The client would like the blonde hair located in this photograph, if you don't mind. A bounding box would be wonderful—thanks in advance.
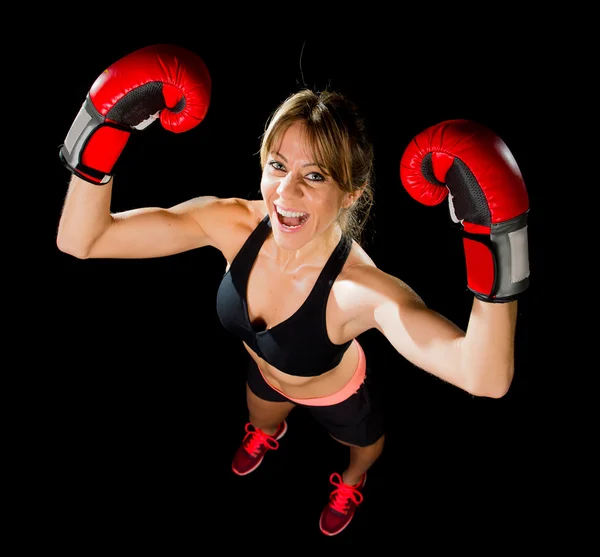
[259,88,375,244]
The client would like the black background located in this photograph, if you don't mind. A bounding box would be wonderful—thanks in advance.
[44,29,553,550]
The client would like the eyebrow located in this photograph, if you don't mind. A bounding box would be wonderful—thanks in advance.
[274,151,319,169]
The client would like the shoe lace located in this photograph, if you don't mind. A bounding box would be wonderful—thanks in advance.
[243,423,279,457]
[328,473,364,515]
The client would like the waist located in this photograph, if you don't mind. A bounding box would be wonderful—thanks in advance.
[253,340,366,406]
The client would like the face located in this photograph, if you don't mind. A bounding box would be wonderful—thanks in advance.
[261,121,354,252]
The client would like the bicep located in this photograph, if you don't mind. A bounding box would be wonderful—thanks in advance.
[89,196,220,259]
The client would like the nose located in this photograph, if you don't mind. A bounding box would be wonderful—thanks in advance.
[276,171,302,199]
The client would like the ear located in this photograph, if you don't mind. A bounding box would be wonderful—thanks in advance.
[342,187,364,209]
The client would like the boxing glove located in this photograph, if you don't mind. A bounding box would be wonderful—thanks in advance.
[59,44,212,185]
[400,119,530,303]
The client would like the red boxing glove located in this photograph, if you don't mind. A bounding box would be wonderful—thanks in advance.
[59,44,212,185]
[400,119,530,302]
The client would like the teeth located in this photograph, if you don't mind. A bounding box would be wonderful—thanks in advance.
[276,206,307,218]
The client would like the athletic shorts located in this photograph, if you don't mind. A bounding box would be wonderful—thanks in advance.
[246,341,384,447]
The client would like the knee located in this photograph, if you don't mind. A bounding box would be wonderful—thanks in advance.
[371,434,385,453]
[331,433,385,452]
[362,434,385,457]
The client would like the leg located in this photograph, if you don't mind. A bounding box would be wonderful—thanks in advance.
[246,384,295,436]
[311,374,386,536]
[309,372,386,485]
[231,360,295,476]
[331,433,385,487]
[319,428,385,537]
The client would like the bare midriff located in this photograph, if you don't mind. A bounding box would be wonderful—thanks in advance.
[244,339,366,406]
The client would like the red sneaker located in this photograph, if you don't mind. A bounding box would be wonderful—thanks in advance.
[319,472,366,536]
[231,421,287,476]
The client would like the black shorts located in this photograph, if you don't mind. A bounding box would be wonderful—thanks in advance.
[246,359,385,447]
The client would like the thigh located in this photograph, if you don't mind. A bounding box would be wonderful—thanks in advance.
[246,358,295,422]
[246,385,295,424]
[306,374,385,447]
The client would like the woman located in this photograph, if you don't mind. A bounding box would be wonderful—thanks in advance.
[57,44,528,537]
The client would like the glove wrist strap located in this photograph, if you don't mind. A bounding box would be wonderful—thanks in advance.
[59,95,130,185]
[463,212,530,302]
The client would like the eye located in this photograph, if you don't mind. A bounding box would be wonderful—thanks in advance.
[268,160,285,172]
[306,172,325,183]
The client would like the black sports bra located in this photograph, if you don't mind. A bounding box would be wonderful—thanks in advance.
[215,215,353,377]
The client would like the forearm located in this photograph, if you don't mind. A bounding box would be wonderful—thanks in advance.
[461,298,519,398]
[56,175,114,258]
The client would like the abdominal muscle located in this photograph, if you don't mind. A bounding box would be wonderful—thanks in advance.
[243,340,360,400]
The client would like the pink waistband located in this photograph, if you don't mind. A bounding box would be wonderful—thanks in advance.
[257,339,366,406]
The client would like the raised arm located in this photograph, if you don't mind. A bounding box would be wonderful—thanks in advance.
[361,272,519,398]
[56,44,214,259]
[356,119,529,398]
[57,176,221,259]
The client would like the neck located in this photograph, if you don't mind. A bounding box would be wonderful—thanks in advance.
[273,224,342,273]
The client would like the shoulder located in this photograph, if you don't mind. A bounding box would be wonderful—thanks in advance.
[336,242,425,316]
[330,242,425,337]
[183,197,267,262]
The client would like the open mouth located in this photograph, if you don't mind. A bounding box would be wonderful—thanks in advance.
[275,206,310,229]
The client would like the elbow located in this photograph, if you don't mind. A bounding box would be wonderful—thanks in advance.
[482,382,512,399]
[56,235,91,259]
[464,366,514,399]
